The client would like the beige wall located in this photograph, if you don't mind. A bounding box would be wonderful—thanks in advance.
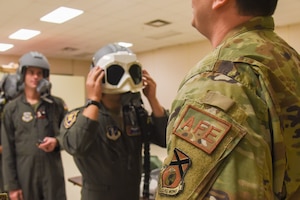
[0,55,91,76]
[138,40,212,111]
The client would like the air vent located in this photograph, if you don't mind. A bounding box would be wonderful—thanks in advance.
[145,19,171,27]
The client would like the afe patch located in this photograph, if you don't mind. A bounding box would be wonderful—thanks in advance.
[159,148,191,196]
[64,110,79,129]
[173,105,231,154]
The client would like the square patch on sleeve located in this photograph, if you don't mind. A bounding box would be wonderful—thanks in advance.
[173,105,231,154]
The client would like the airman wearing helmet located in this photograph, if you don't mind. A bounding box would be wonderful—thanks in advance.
[1,51,67,200]
[58,43,168,200]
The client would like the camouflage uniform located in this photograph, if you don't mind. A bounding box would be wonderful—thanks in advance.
[58,94,168,200]
[1,94,67,200]
[156,16,300,200]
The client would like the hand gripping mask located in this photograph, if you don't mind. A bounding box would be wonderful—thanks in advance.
[96,51,143,94]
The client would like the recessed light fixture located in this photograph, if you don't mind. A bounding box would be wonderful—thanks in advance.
[0,43,14,51]
[118,42,133,48]
[9,29,41,40]
[40,6,84,24]
[145,19,171,27]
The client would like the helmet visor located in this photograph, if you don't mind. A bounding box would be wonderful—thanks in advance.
[97,53,143,94]
[103,62,142,86]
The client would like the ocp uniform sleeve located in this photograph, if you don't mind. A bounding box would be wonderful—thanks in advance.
[157,61,275,200]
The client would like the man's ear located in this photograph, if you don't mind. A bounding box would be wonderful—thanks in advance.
[212,0,228,10]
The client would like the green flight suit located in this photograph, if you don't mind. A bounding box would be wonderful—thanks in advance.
[157,16,300,200]
[0,126,3,193]
[58,94,168,200]
[1,94,67,200]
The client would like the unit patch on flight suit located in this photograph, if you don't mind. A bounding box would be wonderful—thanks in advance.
[22,112,33,122]
[106,125,121,140]
[173,105,231,154]
[0,192,8,200]
[36,110,46,119]
[159,148,191,196]
[64,110,79,129]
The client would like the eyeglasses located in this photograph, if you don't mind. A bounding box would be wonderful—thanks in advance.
[103,62,142,86]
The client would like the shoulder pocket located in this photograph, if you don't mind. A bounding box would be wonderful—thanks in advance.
[159,99,247,198]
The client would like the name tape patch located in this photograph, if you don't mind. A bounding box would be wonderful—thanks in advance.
[173,105,231,154]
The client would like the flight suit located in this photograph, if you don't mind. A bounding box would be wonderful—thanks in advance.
[0,126,3,193]
[1,94,67,200]
[58,94,168,200]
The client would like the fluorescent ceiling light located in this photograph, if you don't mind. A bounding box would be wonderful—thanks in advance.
[40,6,83,24]
[9,29,41,40]
[118,42,133,48]
[0,43,14,51]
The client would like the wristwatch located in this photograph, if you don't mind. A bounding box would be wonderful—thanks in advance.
[85,99,101,109]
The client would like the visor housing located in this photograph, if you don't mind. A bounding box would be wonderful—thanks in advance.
[96,51,143,94]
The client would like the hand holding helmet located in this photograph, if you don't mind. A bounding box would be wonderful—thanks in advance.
[141,69,158,102]
[89,43,164,119]
[91,43,143,95]
[85,66,104,102]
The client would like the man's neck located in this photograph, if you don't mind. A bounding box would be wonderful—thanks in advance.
[102,95,122,114]
[210,15,253,48]
[25,88,40,105]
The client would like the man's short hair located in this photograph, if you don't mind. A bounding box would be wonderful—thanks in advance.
[236,0,278,16]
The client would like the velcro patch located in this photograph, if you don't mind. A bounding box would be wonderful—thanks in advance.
[106,126,121,140]
[0,193,8,200]
[22,112,33,122]
[173,105,231,154]
[63,110,79,129]
[159,148,191,196]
